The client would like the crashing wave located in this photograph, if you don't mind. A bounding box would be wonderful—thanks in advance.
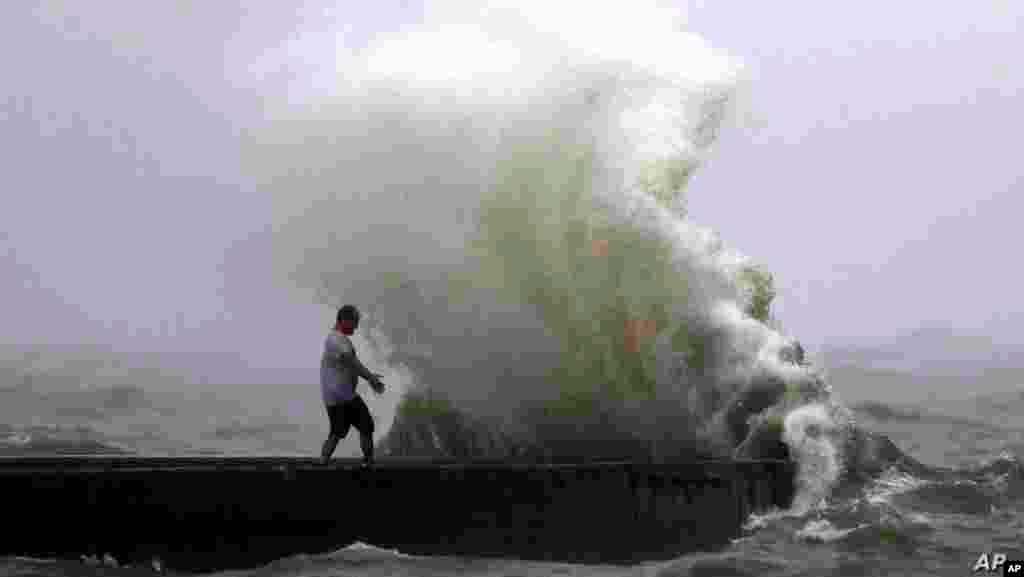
[244,0,877,511]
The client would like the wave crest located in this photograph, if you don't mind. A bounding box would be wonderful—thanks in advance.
[247,0,846,509]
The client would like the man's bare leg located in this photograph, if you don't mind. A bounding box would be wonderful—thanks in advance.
[321,435,341,465]
[359,432,374,466]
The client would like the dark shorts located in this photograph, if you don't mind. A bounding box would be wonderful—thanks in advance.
[326,395,374,438]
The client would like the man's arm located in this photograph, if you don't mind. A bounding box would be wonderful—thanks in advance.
[349,352,385,393]
[346,349,375,383]
[332,337,384,391]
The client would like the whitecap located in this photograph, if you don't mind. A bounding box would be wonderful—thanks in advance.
[795,519,868,543]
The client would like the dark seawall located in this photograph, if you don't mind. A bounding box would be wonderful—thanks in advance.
[1,457,796,572]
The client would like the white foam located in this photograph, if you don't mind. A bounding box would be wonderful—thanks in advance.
[865,468,928,505]
[335,541,416,559]
[782,403,848,514]
[795,519,867,543]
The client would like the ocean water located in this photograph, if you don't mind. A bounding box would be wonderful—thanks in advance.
[3,392,1023,577]
[4,2,1018,576]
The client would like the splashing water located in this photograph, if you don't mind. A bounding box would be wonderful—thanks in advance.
[782,403,850,514]
[241,0,843,489]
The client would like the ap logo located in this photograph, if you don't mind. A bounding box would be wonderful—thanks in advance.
[971,552,1023,575]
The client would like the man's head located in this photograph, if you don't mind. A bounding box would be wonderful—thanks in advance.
[336,305,361,335]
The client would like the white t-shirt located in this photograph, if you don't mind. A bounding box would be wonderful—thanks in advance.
[320,330,358,405]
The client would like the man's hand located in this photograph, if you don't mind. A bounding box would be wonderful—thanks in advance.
[370,373,386,395]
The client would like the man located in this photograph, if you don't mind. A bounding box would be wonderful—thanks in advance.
[320,305,386,466]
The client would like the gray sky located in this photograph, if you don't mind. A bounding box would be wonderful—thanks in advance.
[2,0,1021,376]
[679,0,1023,346]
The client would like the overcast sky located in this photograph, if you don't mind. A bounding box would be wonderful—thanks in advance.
[2,1,1021,375]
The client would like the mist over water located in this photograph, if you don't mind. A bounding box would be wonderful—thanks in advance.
[242,0,846,490]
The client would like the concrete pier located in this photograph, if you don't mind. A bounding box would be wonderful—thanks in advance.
[1,456,796,572]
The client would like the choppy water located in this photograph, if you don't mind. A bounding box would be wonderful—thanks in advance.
[4,2,1018,575]
[3,392,1023,577]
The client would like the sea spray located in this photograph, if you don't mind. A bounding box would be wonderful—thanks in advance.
[782,403,850,514]
[242,0,840,471]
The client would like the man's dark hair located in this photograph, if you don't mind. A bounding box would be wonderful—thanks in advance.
[337,305,361,324]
